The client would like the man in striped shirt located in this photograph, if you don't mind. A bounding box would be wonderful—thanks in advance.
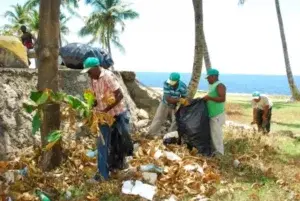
[81,57,132,181]
[148,72,188,135]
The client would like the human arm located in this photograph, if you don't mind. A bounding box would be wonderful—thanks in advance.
[102,88,123,113]
[163,82,180,104]
[251,108,257,124]
[203,84,226,102]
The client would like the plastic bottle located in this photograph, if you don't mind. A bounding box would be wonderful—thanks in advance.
[140,164,163,173]
[86,150,97,158]
[35,189,51,201]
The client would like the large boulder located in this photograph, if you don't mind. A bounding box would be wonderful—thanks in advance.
[121,71,161,117]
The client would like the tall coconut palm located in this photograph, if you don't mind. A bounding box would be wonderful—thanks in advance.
[203,31,211,70]
[3,4,30,34]
[188,0,204,98]
[239,0,300,100]
[25,0,79,15]
[79,0,139,57]
[26,10,70,45]
[25,0,78,47]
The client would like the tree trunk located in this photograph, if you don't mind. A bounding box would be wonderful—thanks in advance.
[36,0,62,171]
[188,0,204,99]
[275,0,300,100]
[203,30,211,71]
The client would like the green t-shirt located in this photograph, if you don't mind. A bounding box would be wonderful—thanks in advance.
[207,81,225,117]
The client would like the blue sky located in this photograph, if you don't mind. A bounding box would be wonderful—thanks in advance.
[1,0,300,75]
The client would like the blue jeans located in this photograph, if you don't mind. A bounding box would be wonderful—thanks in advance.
[96,111,130,180]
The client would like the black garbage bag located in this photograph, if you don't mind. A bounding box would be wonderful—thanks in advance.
[59,43,114,69]
[175,98,212,156]
[108,116,133,170]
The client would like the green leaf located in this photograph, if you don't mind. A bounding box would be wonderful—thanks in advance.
[65,95,85,109]
[30,91,43,102]
[32,112,41,135]
[30,91,49,105]
[36,92,49,105]
[83,91,95,108]
[47,130,62,143]
[23,103,37,114]
[50,91,66,102]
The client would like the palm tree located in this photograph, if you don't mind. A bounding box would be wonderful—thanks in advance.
[203,31,211,70]
[79,0,139,57]
[25,0,78,47]
[239,0,300,100]
[37,0,62,171]
[26,10,70,45]
[187,0,204,98]
[25,0,79,14]
[3,4,30,34]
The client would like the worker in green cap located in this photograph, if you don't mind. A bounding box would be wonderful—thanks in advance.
[81,57,133,181]
[202,68,226,156]
[251,91,273,133]
[148,72,188,135]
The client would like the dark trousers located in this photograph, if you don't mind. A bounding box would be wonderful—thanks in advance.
[256,108,272,133]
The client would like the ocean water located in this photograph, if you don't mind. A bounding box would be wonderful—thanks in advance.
[135,72,300,95]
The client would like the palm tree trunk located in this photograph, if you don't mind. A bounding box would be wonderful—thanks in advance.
[203,30,211,71]
[275,0,300,100]
[188,0,204,99]
[36,0,62,171]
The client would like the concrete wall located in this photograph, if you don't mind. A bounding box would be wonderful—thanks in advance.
[0,68,160,159]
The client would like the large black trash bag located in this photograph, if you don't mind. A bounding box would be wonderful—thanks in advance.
[59,43,114,69]
[175,98,212,156]
[108,115,133,170]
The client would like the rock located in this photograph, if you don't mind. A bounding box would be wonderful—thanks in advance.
[138,109,149,119]
[0,68,160,156]
[142,172,158,185]
[134,119,149,129]
[120,71,160,117]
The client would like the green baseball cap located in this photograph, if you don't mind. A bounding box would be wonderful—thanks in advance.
[81,57,100,73]
[206,68,219,78]
[252,91,260,100]
[167,72,180,85]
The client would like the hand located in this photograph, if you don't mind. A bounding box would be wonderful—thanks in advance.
[179,98,189,106]
[202,95,210,101]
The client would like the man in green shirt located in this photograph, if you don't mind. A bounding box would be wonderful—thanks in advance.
[202,69,226,155]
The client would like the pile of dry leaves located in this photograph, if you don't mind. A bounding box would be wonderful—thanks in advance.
[0,136,221,200]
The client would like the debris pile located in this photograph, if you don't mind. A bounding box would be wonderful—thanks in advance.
[1,136,221,200]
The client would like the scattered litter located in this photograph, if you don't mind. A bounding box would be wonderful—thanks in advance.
[154,150,163,159]
[142,172,158,184]
[184,164,204,175]
[163,131,179,145]
[164,151,181,161]
[190,195,209,201]
[233,159,240,168]
[122,180,156,200]
[17,166,28,176]
[164,194,178,201]
[86,150,97,158]
[140,164,163,174]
